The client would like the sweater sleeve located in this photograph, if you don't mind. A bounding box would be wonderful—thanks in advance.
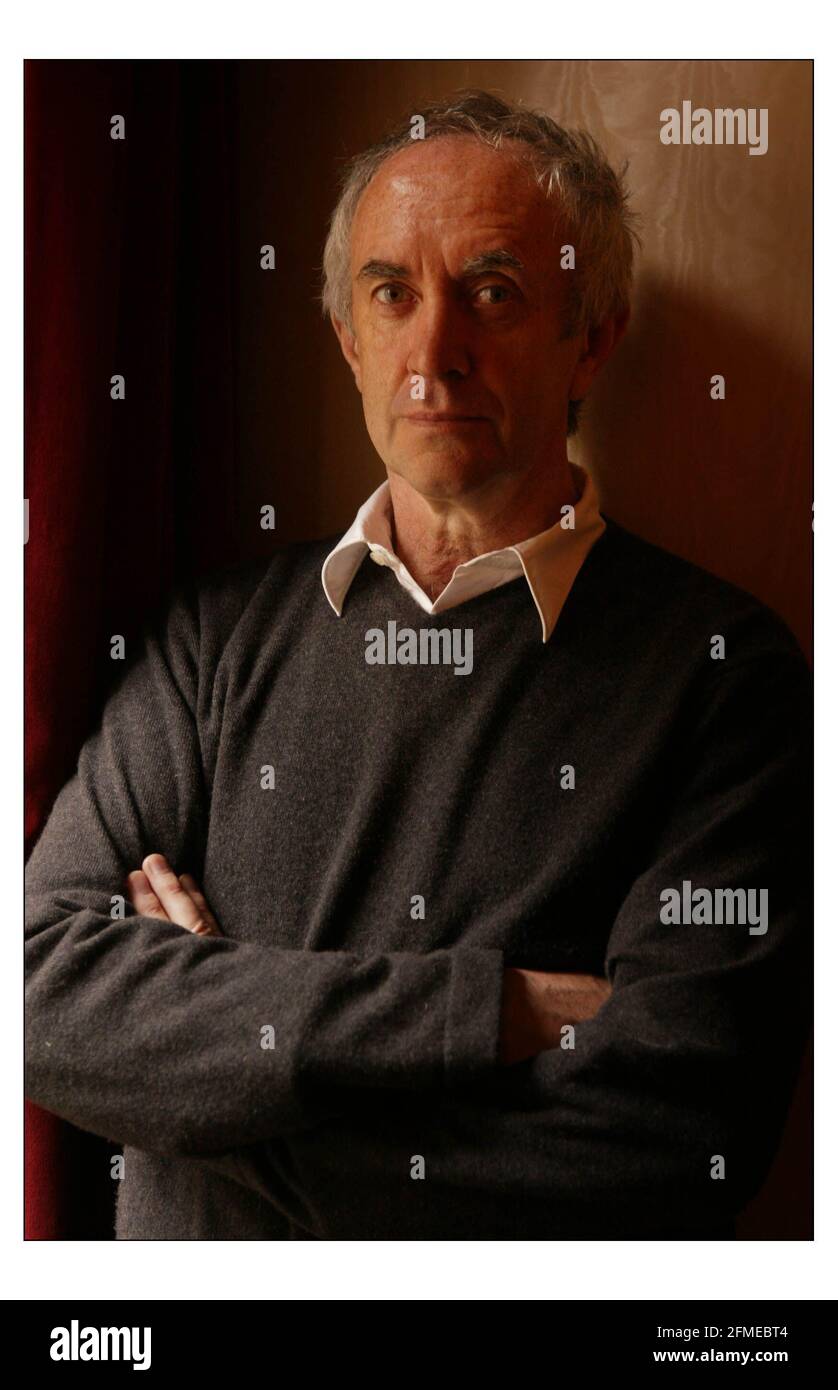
[216,612,811,1238]
[25,581,505,1160]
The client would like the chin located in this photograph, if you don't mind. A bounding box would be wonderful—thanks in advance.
[390,448,502,500]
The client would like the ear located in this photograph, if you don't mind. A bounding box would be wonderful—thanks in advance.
[331,312,363,393]
[568,309,630,401]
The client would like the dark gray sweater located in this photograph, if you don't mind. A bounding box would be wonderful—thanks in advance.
[25,520,812,1239]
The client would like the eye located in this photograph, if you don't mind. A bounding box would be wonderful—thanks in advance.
[474,283,513,305]
[373,283,410,305]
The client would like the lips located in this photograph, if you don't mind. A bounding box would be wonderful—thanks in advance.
[404,413,487,423]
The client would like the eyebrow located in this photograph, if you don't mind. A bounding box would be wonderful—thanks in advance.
[356,249,525,283]
[357,259,409,282]
[460,250,525,277]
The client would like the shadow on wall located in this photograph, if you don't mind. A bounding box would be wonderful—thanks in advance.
[581,268,812,660]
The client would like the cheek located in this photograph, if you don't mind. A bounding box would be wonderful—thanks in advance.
[357,341,407,409]
[494,333,573,395]
[478,356,528,416]
[358,376,394,449]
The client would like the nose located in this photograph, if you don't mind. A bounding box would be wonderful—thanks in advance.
[406,295,472,384]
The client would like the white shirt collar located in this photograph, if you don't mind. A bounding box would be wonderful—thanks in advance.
[321,462,606,643]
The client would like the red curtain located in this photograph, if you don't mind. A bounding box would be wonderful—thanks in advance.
[25,60,240,1238]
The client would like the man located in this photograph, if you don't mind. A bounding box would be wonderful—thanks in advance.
[26,90,811,1240]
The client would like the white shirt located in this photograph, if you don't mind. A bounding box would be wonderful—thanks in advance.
[321,461,606,643]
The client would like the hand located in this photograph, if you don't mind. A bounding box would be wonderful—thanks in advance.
[126,854,223,937]
[499,968,612,1065]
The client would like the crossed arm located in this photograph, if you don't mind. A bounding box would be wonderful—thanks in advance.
[25,583,812,1234]
[127,853,614,1067]
[25,589,614,1159]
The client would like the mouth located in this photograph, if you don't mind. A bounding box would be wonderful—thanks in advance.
[403,414,488,426]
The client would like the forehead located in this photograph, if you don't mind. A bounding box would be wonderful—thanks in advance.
[351,135,556,260]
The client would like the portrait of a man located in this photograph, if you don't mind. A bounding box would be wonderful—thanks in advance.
[25,70,812,1243]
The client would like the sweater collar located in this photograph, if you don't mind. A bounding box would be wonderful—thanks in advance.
[321,462,606,643]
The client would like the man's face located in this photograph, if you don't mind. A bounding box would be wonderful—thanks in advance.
[334,134,585,502]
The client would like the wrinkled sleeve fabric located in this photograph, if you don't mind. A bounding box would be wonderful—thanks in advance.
[25,579,504,1163]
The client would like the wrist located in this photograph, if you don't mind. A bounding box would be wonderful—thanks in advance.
[499,967,543,1064]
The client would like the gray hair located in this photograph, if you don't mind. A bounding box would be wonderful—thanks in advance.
[320,89,641,434]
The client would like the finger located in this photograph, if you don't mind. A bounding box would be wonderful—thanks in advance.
[142,854,205,933]
[126,870,169,921]
[178,874,222,937]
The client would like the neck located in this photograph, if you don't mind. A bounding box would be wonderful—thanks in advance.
[387,458,580,600]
